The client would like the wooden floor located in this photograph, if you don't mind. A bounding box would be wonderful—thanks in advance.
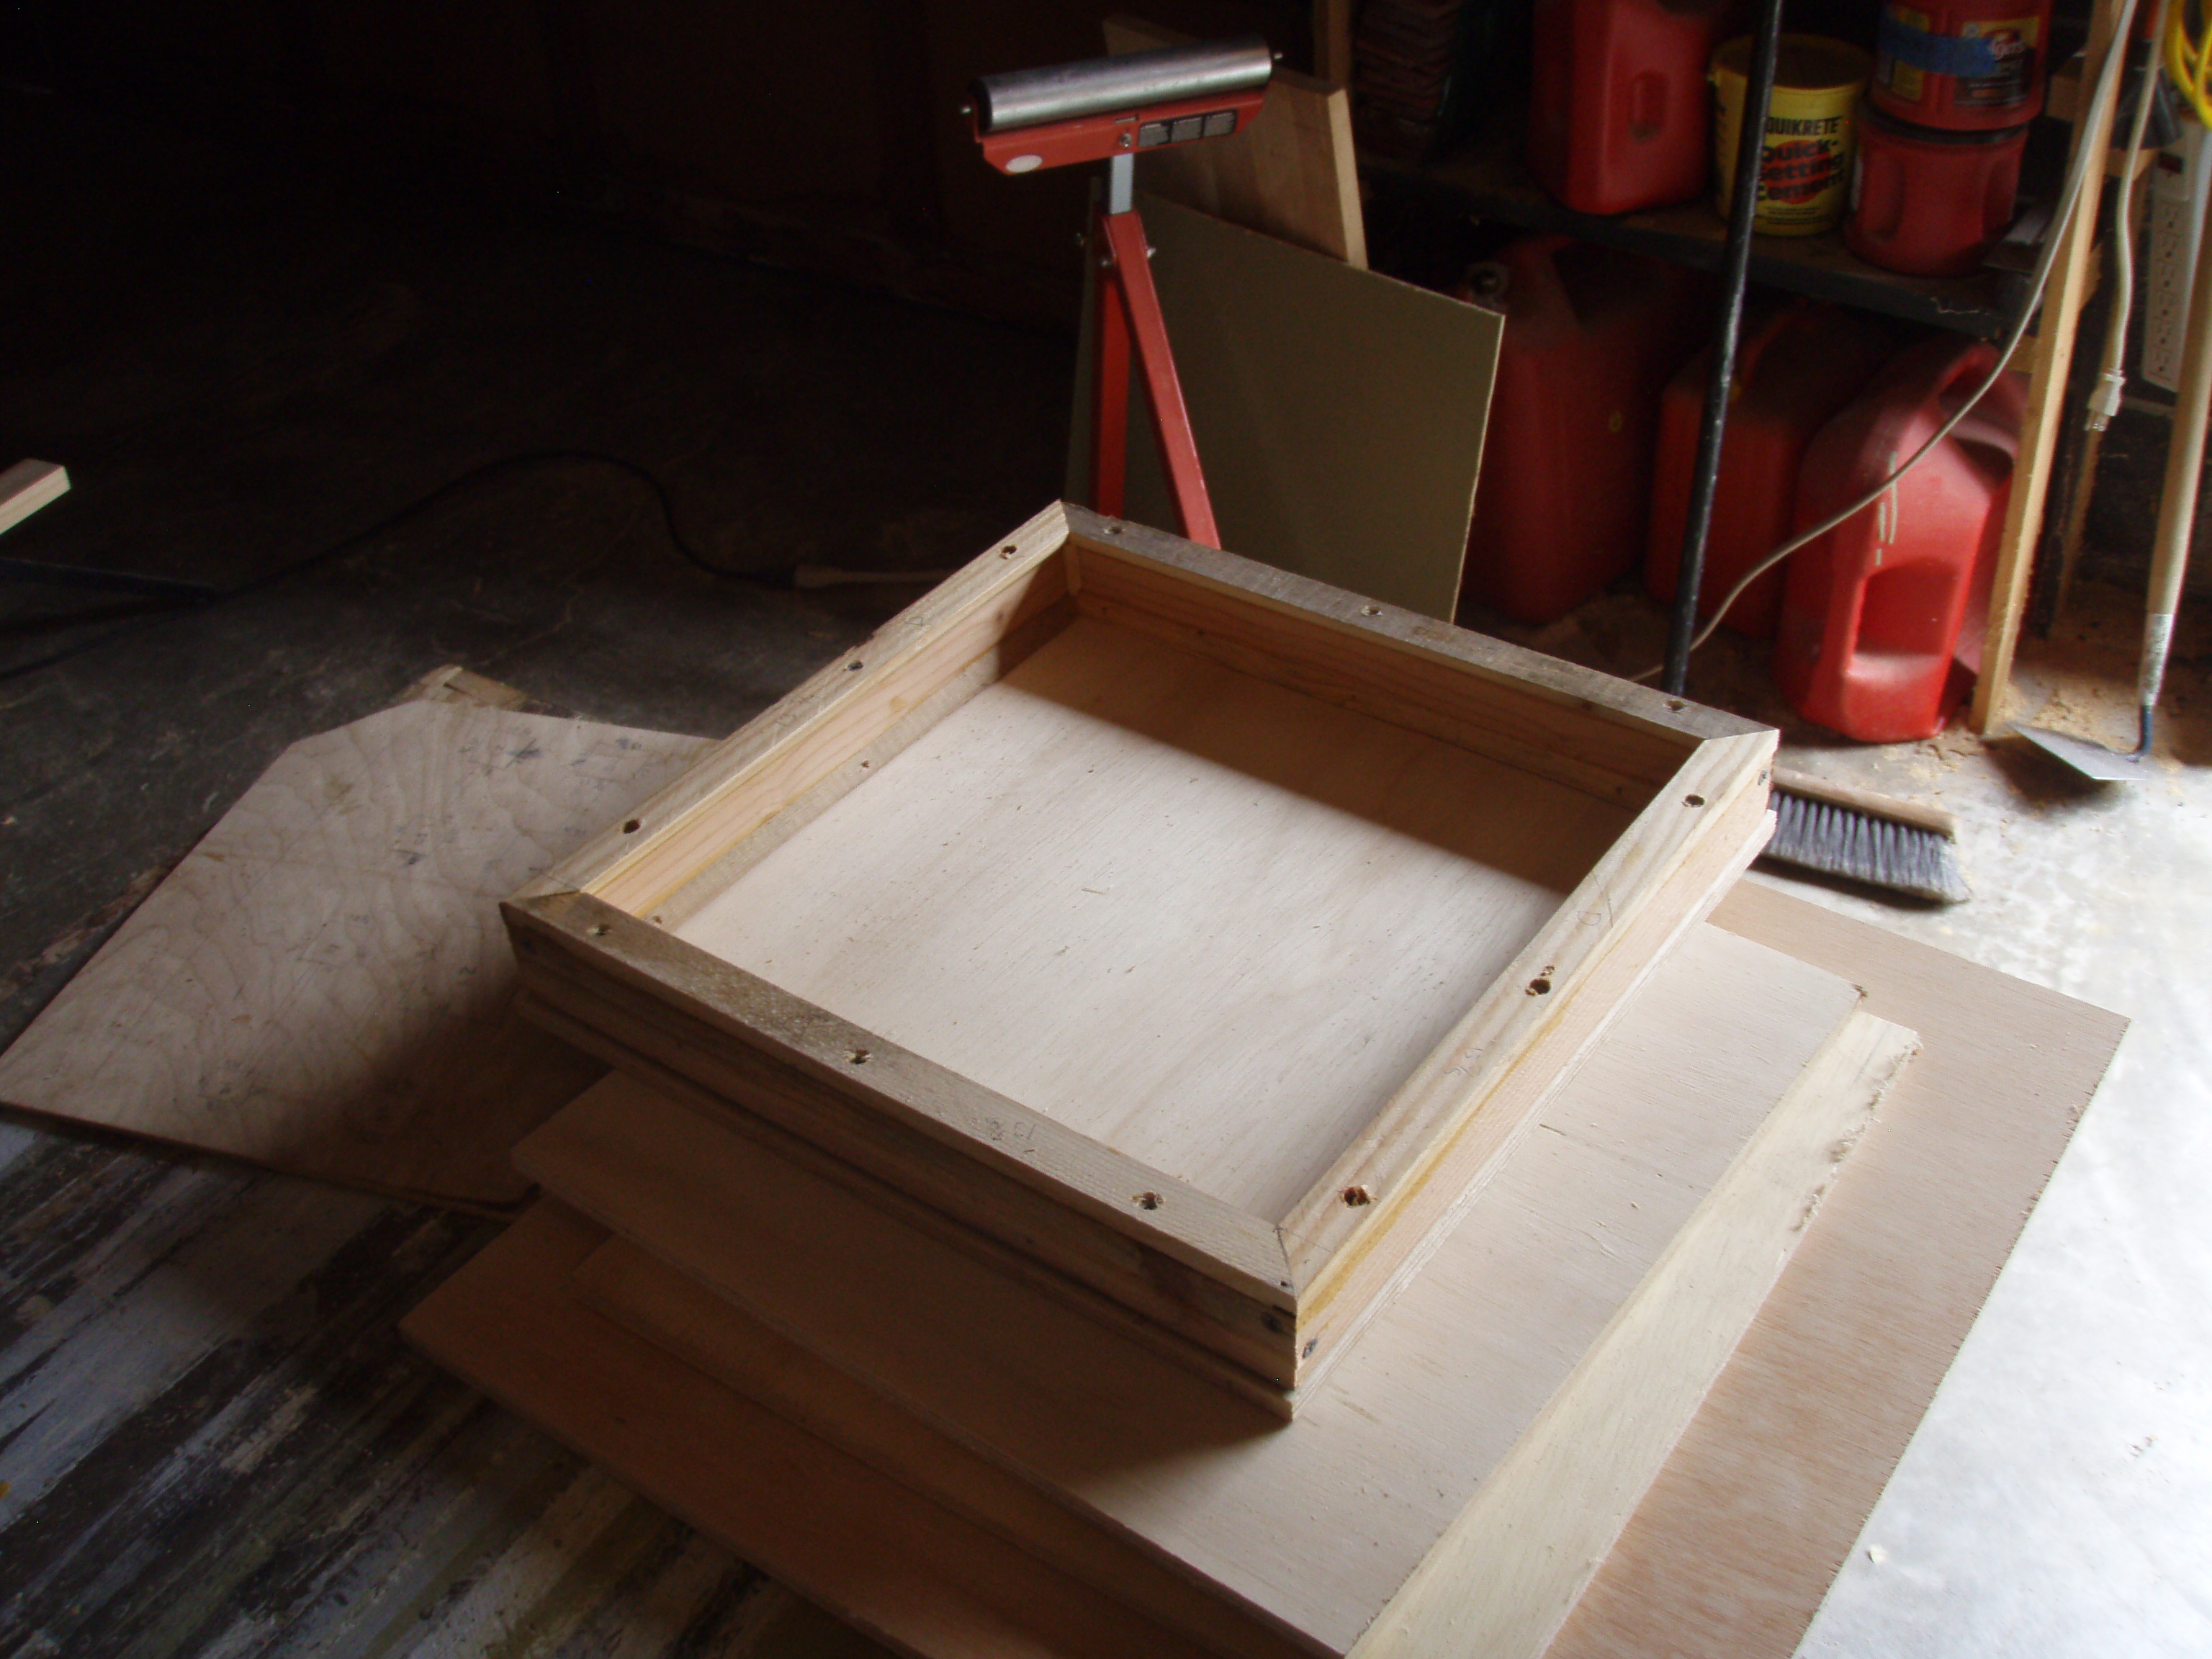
[0,95,1056,1656]
[0,1113,901,1657]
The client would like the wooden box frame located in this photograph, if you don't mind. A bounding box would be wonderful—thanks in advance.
[504,503,1776,1398]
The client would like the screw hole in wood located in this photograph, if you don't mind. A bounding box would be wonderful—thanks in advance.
[1683,793,1705,807]
[1135,1191,1162,1210]
[1527,976,1552,995]
[848,1048,871,1065]
[621,819,641,834]
[1341,1184,1372,1206]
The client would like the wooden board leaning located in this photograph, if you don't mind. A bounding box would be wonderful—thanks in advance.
[1104,14,1367,268]
[500,503,1778,1395]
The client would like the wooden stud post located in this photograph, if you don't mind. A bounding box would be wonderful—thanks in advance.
[1970,0,2127,731]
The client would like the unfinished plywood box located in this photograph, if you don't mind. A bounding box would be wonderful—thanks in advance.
[502,502,1778,1397]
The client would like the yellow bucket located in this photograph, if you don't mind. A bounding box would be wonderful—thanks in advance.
[1711,35,1874,235]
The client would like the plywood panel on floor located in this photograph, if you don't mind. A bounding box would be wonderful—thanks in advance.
[516,923,1889,1655]
[1545,882,2131,1658]
[0,697,709,1207]
[459,889,2123,1659]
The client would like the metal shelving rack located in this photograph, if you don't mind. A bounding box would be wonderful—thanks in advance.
[1323,0,2131,730]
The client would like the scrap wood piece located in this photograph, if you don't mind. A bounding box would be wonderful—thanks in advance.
[403,1200,1224,1659]
[0,461,69,536]
[1105,15,1367,267]
[0,684,709,1209]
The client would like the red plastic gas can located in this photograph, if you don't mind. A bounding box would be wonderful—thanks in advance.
[1460,235,1717,624]
[1775,336,2026,741]
[1847,107,2028,276]
[1871,0,2051,130]
[1528,0,1745,215]
[1646,299,1895,637]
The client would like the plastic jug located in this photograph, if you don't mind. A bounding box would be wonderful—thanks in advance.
[1460,235,1716,625]
[1870,0,2051,131]
[1647,298,1895,638]
[1528,0,1745,215]
[1847,107,2028,277]
[1774,336,2026,740]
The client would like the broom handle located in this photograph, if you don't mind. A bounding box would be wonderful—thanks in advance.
[1769,766,1959,839]
[1662,0,1788,695]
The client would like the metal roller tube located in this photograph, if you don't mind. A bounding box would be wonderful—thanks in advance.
[971,37,1272,134]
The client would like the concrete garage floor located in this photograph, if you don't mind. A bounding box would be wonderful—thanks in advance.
[1503,583,2212,1655]
[3,89,2208,1656]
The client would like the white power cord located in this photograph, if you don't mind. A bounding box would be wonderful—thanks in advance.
[2092,0,2174,428]
[1635,0,2142,681]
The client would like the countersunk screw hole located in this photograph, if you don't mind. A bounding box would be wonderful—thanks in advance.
[848,1048,871,1065]
[1135,1191,1162,1210]
[1102,523,1123,535]
[588,923,610,937]
[1666,698,1686,711]
[1683,793,1705,807]
[1302,1339,1318,1358]
[1001,544,1018,555]
[621,819,641,834]
[1342,1184,1372,1206]
[847,661,863,672]
[1361,604,1380,616]
[1527,976,1552,995]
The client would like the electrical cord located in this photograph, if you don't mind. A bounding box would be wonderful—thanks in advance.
[0,449,754,686]
[2092,0,2177,430]
[2167,0,2212,125]
[1632,0,2142,682]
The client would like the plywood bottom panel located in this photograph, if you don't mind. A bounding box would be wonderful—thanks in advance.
[674,616,1633,1215]
[402,1202,1218,1659]
[517,923,1879,1655]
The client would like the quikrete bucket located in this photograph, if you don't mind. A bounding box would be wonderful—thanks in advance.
[1871,0,2051,131]
[1712,35,1873,235]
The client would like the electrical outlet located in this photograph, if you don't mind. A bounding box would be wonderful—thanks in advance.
[2142,123,2208,394]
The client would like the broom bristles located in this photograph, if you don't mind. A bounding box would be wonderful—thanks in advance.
[1763,787,1970,904]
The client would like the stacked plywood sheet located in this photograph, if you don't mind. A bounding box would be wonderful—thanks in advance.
[400,508,2124,1658]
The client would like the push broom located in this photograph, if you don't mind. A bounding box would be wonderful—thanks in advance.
[1653,0,1964,904]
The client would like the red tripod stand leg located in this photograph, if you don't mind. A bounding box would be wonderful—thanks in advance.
[1090,222,1131,518]
[1097,207,1220,549]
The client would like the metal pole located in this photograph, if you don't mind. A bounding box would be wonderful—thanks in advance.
[1662,0,1787,696]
